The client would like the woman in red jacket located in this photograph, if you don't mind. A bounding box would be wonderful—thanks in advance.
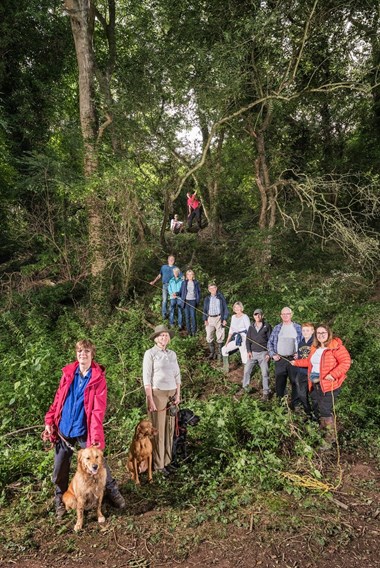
[291,325,351,446]
[44,339,125,518]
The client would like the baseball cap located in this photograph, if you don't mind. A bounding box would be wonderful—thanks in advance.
[253,309,263,315]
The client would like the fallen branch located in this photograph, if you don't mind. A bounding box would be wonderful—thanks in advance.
[2,425,44,437]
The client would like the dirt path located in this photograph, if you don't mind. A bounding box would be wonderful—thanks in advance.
[1,454,378,568]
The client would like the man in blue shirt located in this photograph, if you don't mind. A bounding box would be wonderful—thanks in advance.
[150,255,181,319]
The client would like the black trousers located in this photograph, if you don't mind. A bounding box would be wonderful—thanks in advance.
[274,357,294,398]
[52,436,116,500]
[188,207,201,229]
[310,384,341,419]
[291,370,311,414]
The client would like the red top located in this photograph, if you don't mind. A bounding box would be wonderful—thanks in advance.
[293,337,351,393]
[187,193,200,209]
[45,360,107,449]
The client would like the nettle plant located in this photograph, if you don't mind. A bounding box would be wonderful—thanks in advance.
[168,395,320,517]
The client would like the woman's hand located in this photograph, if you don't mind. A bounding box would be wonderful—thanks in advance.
[325,373,335,381]
[147,398,157,412]
[290,360,296,366]
[45,424,53,435]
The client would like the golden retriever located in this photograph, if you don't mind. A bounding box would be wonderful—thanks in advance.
[126,420,158,485]
[63,446,106,532]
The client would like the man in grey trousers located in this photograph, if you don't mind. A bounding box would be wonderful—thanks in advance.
[242,309,272,401]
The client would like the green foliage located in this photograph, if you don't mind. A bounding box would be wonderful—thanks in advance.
[0,0,379,551]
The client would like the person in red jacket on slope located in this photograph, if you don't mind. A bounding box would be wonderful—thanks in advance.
[291,324,351,448]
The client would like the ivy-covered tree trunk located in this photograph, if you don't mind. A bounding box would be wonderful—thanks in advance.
[64,0,109,314]
[248,103,275,229]
[199,118,223,235]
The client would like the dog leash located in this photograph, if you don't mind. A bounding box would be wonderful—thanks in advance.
[58,431,76,452]
[40,429,55,451]
[41,428,77,452]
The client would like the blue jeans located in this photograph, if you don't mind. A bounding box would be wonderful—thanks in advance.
[162,283,169,318]
[169,298,183,327]
[184,300,197,335]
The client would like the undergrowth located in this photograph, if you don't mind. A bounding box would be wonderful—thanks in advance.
[0,230,379,545]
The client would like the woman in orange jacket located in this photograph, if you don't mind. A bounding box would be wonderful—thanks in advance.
[291,324,351,445]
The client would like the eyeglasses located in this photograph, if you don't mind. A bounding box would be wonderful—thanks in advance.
[316,332,328,336]
[281,313,292,316]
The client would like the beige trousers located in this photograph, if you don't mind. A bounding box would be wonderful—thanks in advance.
[206,315,225,343]
[148,388,176,470]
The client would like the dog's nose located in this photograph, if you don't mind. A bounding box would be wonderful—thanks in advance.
[92,464,98,471]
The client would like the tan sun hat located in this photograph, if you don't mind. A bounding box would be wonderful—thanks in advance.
[149,324,175,340]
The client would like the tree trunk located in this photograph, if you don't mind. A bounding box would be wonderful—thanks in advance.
[64,0,109,313]
[199,117,224,235]
[249,103,275,228]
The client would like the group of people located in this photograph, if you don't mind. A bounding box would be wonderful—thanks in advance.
[43,255,351,519]
[149,255,352,453]
[169,191,202,234]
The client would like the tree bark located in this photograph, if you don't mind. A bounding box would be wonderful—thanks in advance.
[64,0,108,311]
[199,116,224,235]
[248,102,274,228]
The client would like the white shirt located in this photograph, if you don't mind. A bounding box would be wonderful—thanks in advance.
[230,314,250,334]
[311,347,326,374]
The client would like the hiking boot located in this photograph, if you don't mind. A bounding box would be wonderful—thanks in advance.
[55,499,66,520]
[262,392,269,402]
[234,387,248,399]
[207,342,216,360]
[319,417,335,451]
[156,467,171,477]
[107,487,126,509]
[217,343,224,363]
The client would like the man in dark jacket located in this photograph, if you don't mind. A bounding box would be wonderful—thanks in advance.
[203,283,229,361]
[243,309,272,400]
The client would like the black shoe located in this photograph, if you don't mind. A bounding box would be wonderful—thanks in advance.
[107,487,126,509]
[157,467,171,477]
[55,499,66,520]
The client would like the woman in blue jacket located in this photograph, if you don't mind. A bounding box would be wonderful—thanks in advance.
[179,270,201,336]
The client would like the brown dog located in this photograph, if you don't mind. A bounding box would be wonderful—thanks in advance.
[126,420,158,485]
[63,446,106,532]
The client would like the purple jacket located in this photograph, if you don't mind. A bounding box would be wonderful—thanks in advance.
[45,360,107,449]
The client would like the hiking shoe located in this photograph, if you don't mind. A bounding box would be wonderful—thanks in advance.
[157,467,171,477]
[107,488,126,509]
[262,393,269,402]
[55,500,66,520]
